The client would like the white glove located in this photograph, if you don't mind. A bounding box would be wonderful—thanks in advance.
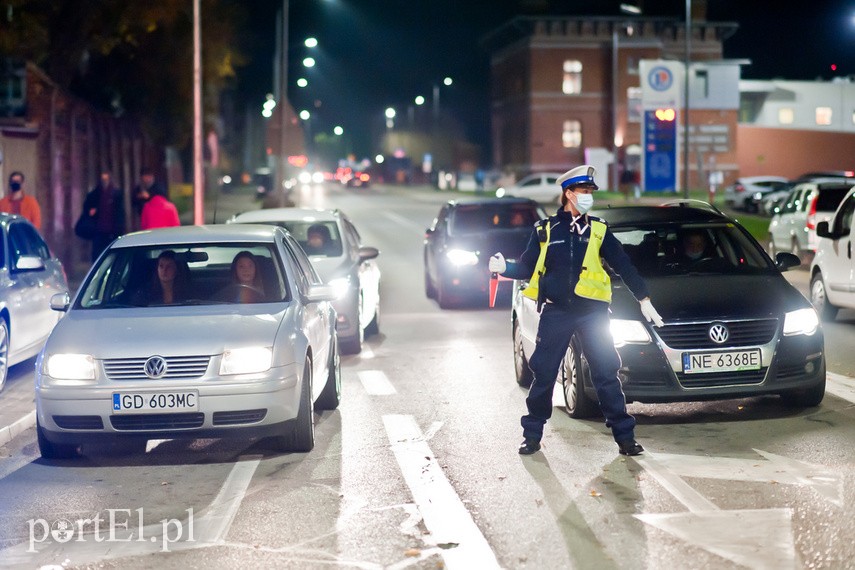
[640,298,664,327]
[488,252,506,274]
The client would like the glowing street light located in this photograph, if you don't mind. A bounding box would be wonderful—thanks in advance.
[333,125,344,135]
[297,77,308,87]
[385,107,396,119]
[375,154,385,164]
[442,76,453,86]
[300,110,311,120]
[415,95,425,105]
[303,57,315,68]
[304,37,318,48]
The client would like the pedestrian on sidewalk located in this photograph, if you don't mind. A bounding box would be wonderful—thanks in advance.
[140,192,180,230]
[76,171,126,262]
[0,171,42,230]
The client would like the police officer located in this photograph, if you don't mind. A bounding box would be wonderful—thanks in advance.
[489,165,664,456]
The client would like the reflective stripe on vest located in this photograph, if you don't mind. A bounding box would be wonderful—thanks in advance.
[522,219,611,304]
[521,222,550,301]
[574,220,611,303]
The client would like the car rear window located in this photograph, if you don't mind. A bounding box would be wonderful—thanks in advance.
[815,186,852,211]
[450,204,542,234]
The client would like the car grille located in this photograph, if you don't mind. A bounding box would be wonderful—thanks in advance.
[212,409,267,426]
[656,319,778,349]
[53,415,104,430]
[677,368,767,388]
[103,356,211,380]
[110,413,205,431]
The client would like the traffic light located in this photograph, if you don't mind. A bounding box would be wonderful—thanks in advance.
[654,108,676,122]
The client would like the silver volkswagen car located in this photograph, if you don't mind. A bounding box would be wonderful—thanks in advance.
[35,224,340,459]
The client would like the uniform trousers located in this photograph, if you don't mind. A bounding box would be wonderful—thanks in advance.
[522,302,636,443]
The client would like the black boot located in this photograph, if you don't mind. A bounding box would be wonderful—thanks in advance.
[617,439,644,456]
[518,438,541,455]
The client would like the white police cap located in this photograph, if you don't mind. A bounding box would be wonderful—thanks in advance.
[558,165,599,190]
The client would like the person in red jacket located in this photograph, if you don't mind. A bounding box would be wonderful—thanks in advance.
[140,193,180,230]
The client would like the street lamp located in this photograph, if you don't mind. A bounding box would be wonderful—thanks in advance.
[683,0,691,198]
[432,76,452,120]
[385,107,396,129]
[612,4,641,194]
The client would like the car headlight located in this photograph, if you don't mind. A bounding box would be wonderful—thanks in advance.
[220,347,273,375]
[610,319,652,347]
[327,277,351,299]
[496,187,506,198]
[46,354,96,380]
[783,308,819,336]
[446,249,479,266]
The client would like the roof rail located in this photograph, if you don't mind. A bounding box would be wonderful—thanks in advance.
[658,199,724,216]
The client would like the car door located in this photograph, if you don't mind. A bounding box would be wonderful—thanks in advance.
[343,218,379,329]
[4,221,52,353]
[823,193,855,307]
[282,233,331,397]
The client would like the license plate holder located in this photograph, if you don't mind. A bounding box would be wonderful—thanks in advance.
[112,391,199,414]
[682,349,761,374]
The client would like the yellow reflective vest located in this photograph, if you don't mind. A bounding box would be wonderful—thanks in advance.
[521,219,612,304]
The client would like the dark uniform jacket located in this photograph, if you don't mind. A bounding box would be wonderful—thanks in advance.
[503,208,650,311]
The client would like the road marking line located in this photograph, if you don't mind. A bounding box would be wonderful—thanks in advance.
[383,414,500,569]
[358,370,396,395]
[193,458,261,544]
[826,372,855,404]
[635,452,719,513]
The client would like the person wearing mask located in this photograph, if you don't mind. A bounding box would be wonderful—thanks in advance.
[0,172,42,230]
[677,229,712,263]
[488,165,665,457]
[78,171,126,262]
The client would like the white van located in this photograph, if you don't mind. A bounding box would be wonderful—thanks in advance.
[810,186,855,319]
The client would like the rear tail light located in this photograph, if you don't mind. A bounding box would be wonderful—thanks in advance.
[735,183,745,193]
[806,195,818,230]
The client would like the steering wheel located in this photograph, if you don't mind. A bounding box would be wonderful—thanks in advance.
[231,283,265,302]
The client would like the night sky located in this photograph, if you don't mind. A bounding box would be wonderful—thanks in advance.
[232,0,855,160]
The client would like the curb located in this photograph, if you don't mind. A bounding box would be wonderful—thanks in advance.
[0,410,36,447]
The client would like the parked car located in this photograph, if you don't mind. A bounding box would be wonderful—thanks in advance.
[497,172,564,204]
[35,224,340,459]
[230,207,381,354]
[424,197,547,308]
[767,179,854,260]
[810,186,855,320]
[0,214,69,391]
[512,203,825,417]
[722,176,789,213]
[762,172,855,216]
[760,187,793,216]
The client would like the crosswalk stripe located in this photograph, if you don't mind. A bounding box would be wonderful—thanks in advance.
[358,370,397,395]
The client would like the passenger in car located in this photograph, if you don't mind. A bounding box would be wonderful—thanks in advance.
[141,250,190,305]
[213,251,266,303]
[304,224,332,256]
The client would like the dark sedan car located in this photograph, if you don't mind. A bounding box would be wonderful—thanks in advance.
[512,203,825,416]
[424,197,547,308]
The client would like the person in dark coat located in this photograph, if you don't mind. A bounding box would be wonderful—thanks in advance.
[80,171,126,262]
[132,166,168,219]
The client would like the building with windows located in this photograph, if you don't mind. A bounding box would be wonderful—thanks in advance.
[483,14,739,191]
[737,79,855,178]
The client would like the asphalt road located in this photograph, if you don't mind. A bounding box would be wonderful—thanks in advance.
[2,183,855,569]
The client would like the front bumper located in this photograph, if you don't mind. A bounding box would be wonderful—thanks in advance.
[596,327,825,403]
[36,364,301,443]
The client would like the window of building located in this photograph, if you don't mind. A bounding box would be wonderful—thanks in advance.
[562,120,582,148]
[562,60,582,95]
[692,69,709,98]
[816,107,833,126]
[627,56,639,76]
[778,108,794,124]
[627,87,642,123]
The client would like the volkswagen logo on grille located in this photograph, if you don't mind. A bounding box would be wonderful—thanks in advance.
[708,323,729,344]
[144,356,167,379]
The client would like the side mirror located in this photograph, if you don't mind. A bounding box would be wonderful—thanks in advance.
[815,221,833,239]
[13,255,45,273]
[50,292,71,312]
[424,228,434,239]
[304,284,337,303]
[358,246,380,261]
[775,252,801,271]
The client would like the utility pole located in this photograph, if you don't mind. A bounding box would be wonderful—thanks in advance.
[683,0,691,198]
[193,0,204,224]
[277,0,290,207]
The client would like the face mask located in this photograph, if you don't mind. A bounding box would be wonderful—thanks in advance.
[574,193,594,214]
[686,250,703,260]
[9,182,22,192]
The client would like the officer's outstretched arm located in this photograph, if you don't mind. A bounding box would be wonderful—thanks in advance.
[639,297,665,327]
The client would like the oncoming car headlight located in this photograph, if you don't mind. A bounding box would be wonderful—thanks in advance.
[46,354,96,380]
[610,319,652,347]
[446,249,479,266]
[783,308,819,336]
[220,347,273,375]
[328,277,351,299]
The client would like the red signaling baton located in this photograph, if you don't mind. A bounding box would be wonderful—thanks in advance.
[489,272,499,308]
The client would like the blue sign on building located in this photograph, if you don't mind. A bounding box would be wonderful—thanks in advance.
[643,109,677,192]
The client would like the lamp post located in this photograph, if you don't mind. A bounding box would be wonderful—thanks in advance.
[612,4,641,195]
[276,0,289,207]
[192,0,203,224]
[683,0,691,198]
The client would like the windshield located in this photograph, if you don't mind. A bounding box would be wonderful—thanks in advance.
[76,243,289,309]
[239,220,343,257]
[611,222,775,277]
[449,204,543,235]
